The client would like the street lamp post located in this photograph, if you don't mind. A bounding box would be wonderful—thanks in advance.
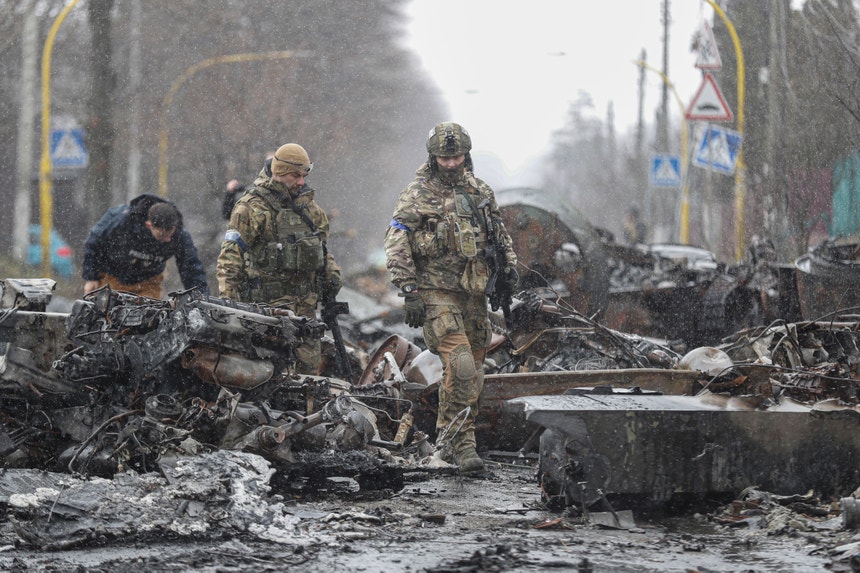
[158,51,301,197]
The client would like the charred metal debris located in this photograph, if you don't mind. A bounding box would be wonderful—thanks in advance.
[0,278,431,489]
[2,267,860,545]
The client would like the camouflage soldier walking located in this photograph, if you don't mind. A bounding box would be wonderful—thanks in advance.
[384,122,518,474]
[216,143,342,375]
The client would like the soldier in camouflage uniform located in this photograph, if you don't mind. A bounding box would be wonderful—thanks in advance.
[216,143,342,375]
[384,122,519,474]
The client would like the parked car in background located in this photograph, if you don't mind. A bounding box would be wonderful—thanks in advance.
[28,224,74,279]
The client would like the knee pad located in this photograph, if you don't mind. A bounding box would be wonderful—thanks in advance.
[450,344,476,382]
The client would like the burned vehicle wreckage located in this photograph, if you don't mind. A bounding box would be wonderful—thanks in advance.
[2,185,860,559]
[0,278,410,490]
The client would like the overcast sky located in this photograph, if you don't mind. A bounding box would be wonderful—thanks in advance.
[405,0,714,187]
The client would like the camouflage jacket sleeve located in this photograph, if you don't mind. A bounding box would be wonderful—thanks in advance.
[216,195,268,299]
[383,183,423,288]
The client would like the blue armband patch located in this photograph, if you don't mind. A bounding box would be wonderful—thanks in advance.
[223,229,248,252]
[389,219,410,232]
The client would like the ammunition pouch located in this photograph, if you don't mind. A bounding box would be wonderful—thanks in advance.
[257,236,324,273]
[454,222,483,258]
[249,274,314,303]
[414,218,448,258]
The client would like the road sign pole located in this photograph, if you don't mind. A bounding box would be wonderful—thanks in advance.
[635,60,690,244]
[705,0,746,262]
[39,0,80,276]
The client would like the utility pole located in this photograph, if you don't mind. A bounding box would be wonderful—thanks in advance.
[636,49,646,160]
[14,0,38,261]
[86,0,116,226]
[764,0,785,254]
[658,0,671,152]
[126,0,142,201]
[636,48,647,215]
[653,0,671,240]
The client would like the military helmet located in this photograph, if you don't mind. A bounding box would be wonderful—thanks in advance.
[426,122,471,157]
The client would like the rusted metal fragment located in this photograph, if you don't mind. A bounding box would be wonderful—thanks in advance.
[496,187,610,317]
[514,392,860,508]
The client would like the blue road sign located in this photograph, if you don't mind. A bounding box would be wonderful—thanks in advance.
[692,126,741,175]
[650,154,682,187]
[50,128,88,168]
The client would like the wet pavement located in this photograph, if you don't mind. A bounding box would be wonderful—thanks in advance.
[0,460,850,572]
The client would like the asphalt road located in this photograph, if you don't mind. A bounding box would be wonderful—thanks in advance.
[0,456,852,572]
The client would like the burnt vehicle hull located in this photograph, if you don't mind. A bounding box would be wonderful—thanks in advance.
[495,189,760,348]
[515,392,860,509]
[795,240,860,320]
[602,243,759,348]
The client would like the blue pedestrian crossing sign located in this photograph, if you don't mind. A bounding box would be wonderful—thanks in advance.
[50,128,88,168]
[650,154,682,187]
[692,125,742,175]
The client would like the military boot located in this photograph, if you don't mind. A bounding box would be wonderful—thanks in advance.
[456,445,485,474]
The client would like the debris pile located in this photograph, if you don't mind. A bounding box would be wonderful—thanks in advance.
[0,278,423,489]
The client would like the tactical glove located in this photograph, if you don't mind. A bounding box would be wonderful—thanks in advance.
[398,285,425,328]
[503,265,520,291]
[327,274,343,296]
[316,274,342,297]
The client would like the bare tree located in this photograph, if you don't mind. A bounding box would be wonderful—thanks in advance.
[0,0,446,287]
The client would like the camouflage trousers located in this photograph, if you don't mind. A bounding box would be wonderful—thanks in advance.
[98,272,163,299]
[421,290,492,453]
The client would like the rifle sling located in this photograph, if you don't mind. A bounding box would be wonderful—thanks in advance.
[454,186,487,231]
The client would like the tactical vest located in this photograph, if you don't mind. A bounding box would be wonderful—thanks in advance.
[451,185,491,293]
[410,183,491,294]
[245,190,324,303]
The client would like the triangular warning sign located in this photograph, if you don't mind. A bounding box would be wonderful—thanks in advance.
[695,21,722,71]
[685,73,733,121]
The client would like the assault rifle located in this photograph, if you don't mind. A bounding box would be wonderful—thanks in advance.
[478,198,513,325]
[319,280,354,383]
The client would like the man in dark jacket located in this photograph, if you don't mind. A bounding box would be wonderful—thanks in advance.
[82,194,209,298]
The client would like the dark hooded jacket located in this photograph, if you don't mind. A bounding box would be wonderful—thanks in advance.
[82,194,209,294]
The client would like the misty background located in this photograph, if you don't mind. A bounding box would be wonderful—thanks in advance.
[1,0,860,291]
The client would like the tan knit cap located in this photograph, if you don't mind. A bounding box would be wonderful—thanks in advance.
[271,143,312,176]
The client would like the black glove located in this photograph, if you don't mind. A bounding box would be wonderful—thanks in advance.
[327,274,343,296]
[398,285,425,328]
[316,274,342,298]
[503,265,520,291]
